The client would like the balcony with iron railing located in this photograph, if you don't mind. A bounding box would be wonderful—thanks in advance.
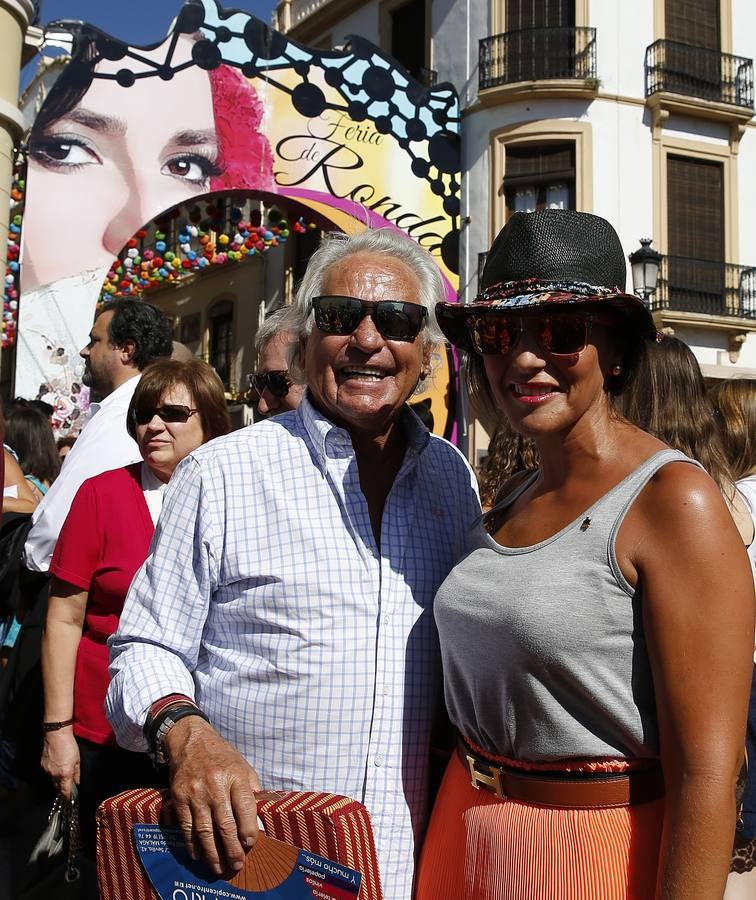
[650,256,756,321]
[479,26,598,98]
[644,40,754,132]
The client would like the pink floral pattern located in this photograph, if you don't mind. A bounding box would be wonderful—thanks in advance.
[208,64,275,193]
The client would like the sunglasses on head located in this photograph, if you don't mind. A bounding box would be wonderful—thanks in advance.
[133,404,199,425]
[467,311,616,357]
[247,370,292,399]
[311,295,428,342]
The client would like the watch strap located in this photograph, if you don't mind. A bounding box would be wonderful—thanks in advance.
[146,700,209,764]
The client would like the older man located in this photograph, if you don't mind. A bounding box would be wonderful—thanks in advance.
[248,307,305,417]
[107,230,480,899]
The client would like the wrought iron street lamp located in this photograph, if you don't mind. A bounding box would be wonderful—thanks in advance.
[628,238,662,301]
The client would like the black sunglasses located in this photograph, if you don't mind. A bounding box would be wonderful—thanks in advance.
[247,370,292,399]
[311,295,428,342]
[467,311,615,357]
[133,404,199,425]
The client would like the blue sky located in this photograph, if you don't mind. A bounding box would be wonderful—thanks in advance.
[21,1,278,90]
[37,0,278,46]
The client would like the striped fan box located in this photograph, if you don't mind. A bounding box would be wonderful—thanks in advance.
[96,788,383,899]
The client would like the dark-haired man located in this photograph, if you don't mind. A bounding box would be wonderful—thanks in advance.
[24,300,173,572]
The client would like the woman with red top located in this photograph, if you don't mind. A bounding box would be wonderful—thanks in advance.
[40,357,230,853]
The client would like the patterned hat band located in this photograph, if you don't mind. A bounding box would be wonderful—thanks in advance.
[476,279,623,305]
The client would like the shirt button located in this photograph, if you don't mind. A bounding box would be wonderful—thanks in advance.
[383,615,391,626]
[374,755,384,767]
[382,685,391,696]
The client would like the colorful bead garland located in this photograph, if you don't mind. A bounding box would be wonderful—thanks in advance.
[2,173,23,349]
[100,206,316,301]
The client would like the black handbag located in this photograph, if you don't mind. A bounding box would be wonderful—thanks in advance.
[19,786,83,898]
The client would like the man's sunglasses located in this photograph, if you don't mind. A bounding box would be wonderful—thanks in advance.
[467,311,615,357]
[132,404,199,425]
[311,295,428,342]
[247,370,292,399]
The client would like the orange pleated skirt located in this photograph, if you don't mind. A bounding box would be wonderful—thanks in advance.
[416,751,664,900]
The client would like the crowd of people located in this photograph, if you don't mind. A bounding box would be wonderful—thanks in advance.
[1,213,755,900]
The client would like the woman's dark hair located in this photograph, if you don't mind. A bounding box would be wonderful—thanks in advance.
[4,403,60,485]
[100,300,174,370]
[127,358,231,443]
[619,336,734,493]
[29,19,204,143]
[29,28,102,141]
[708,378,756,481]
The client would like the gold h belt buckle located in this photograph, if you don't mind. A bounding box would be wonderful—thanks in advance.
[466,753,505,798]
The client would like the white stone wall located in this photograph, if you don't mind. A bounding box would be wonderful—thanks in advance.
[432,0,485,108]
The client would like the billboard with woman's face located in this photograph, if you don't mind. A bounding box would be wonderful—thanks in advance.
[15,0,461,434]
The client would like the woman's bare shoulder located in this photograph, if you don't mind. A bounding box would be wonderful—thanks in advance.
[632,459,734,540]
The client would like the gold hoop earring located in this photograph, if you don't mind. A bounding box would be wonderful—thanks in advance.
[610,364,623,376]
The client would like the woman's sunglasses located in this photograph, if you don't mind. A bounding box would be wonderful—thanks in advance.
[247,370,292,399]
[311,295,428,342]
[133,404,199,425]
[467,311,614,357]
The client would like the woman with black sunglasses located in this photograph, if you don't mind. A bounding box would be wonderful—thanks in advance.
[416,210,754,899]
[40,358,230,873]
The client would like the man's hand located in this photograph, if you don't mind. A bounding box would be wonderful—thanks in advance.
[163,716,261,876]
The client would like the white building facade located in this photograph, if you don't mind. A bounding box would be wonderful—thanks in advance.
[276,0,756,456]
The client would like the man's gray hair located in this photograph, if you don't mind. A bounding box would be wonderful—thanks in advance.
[282,229,446,384]
[254,307,294,359]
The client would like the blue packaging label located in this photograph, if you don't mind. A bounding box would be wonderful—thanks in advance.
[133,824,362,899]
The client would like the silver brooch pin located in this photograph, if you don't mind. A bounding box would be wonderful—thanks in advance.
[580,516,592,532]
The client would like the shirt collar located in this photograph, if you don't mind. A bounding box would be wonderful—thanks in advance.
[140,461,167,492]
[297,391,430,475]
[91,372,140,412]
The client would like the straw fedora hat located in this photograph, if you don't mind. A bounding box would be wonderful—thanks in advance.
[436,209,657,354]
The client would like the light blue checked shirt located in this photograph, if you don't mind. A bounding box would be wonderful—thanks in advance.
[107,395,480,899]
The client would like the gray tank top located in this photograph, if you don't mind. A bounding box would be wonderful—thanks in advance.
[435,449,699,761]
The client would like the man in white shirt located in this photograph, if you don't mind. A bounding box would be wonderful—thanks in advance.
[107,231,481,899]
[24,300,173,572]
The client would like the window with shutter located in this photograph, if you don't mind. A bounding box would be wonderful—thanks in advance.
[664,0,721,100]
[504,1,576,82]
[389,0,426,79]
[666,154,725,313]
[665,0,720,50]
[504,142,576,218]
[209,300,234,388]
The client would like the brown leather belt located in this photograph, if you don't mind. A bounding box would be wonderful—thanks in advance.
[457,740,664,809]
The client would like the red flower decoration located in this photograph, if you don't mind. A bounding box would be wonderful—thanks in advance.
[208,64,275,193]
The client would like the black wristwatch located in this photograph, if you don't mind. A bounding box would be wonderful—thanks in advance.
[147,703,210,764]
